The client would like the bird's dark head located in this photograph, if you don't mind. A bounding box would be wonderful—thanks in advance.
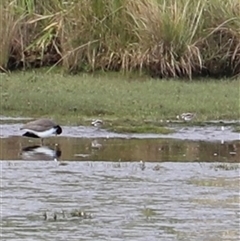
[54,125,62,135]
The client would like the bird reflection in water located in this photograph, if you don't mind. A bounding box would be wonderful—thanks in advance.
[20,144,62,161]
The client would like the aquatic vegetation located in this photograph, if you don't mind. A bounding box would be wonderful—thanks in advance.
[43,209,92,221]
[189,177,239,187]
[211,163,240,171]
[70,210,92,219]
[106,124,174,134]
[233,126,240,133]
[141,207,157,219]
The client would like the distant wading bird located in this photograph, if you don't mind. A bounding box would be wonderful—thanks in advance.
[91,119,103,127]
[20,118,62,145]
[176,113,196,122]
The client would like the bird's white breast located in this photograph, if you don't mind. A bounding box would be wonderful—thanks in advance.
[23,128,57,138]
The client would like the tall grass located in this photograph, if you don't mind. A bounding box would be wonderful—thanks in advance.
[0,0,239,78]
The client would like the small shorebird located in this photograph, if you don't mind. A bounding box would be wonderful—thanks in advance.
[91,119,103,127]
[20,118,62,145]
[176,113,196,122]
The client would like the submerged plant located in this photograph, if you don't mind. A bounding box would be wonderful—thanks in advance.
[211,163,240,171]
[42,209,92,221]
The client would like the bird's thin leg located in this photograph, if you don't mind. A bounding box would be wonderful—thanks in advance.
[40,138,44,146]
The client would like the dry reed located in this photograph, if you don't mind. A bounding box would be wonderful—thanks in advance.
[0,0,239,78]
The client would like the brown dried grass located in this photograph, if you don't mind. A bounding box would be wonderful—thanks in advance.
[0,0,239,78]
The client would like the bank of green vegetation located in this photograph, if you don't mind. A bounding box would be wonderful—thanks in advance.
[0,0,239,78]
[1,70,239,133]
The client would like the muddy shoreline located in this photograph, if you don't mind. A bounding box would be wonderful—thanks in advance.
[0,122,239,142]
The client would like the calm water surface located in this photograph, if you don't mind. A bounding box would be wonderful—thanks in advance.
[1,122,240,241]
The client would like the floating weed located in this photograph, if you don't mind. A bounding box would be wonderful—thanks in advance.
[190,195,240,206]
[141,207,157,220]
[42,212,59,222]
[210,163,240,171]
[106,124,174,134]
[70,210,93,219]
[58,162,68,166]
[188,178,239,187]
[43,212,47,220]
[42,209,92,221]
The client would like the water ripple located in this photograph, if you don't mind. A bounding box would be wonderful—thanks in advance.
[2,161,239,241]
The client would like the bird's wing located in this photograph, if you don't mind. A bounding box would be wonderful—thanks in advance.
[20,119,56,131]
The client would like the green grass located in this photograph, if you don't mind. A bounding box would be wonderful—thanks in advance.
[233,126,240,133]
[0,70,239,133]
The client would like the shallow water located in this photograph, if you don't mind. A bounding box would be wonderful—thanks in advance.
[0,136,240,162]
[1,122,240,141]
[2,161,240,241]
[1,121,240,241]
